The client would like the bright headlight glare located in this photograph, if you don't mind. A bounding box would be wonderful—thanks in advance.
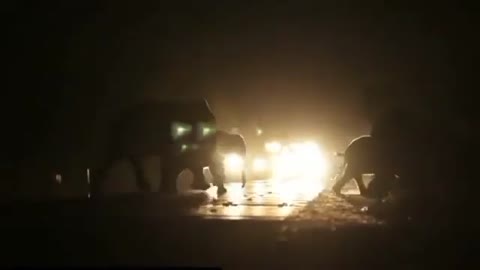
[171,122,193,139]
[265,141,282,153]
[253,157,268,172]
[224,153,244,172]
[198,122,216,138]
[272,141,329,180]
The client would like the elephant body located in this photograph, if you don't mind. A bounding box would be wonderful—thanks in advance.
[91,99,217,196]
[332,135,393,198]
[333,108,433,199]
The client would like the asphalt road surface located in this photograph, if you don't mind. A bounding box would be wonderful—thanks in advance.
[193,178,326,220]
[2,177,461,268]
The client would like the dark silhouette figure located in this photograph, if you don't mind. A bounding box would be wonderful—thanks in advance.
[333,107,442,204]
[205,150,228,195]
[332,135,394,199]
[184,130,247,196]
[90,99,217,196]
[370,108,428,193]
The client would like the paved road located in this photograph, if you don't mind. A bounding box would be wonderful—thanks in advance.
[5,176,437,268]
[191,177,328,220]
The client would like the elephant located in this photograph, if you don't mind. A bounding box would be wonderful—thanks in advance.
[89,98,218,196]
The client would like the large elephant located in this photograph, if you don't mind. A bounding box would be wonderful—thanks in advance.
[90,98,218,196]
[332,108,431,199]
[186,130,247,196]
[331,135,395,199]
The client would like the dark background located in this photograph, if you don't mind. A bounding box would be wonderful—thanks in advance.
[2,1,476,196]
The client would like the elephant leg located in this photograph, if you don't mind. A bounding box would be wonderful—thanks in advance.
[332,163,353,195]
[353,174,368,196]
[159,159,180,194]
[366,174,394,200]
[129,155,151,192]
[241,169,247,188]
[191,166,211,190]
[210,159,227,195]
[90,151,121,197]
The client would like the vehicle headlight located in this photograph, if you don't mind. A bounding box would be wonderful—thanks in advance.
[179,143,199,153]
[253,157,268,172]
[273,141,329,179]
[171,122,193,140]
[223,153,244,172]
[197,122,216,139]
[265,141,282,153]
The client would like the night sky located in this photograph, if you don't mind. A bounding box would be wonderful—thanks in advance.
[3,1,476,169]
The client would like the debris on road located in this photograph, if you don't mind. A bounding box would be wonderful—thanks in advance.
[284,191,384,228]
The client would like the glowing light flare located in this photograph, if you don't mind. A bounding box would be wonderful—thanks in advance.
[226,182,244,205]
[223,153,245,173]
[252,181,266,203]
[202,127,212,136]
[274,179,325,205]
[265,141,282,153]
[272,142,329,181]
[198,122,216,139]
[253,157,268,172]
[274,180,299,205]
[171,122,192,139]
[205,184,219,199]
[298,179,325,200]
[177,127,187,134]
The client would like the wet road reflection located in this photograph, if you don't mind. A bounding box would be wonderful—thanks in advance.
[193,178,326,220]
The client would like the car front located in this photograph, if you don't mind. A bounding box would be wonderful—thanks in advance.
[249,140,329,180]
